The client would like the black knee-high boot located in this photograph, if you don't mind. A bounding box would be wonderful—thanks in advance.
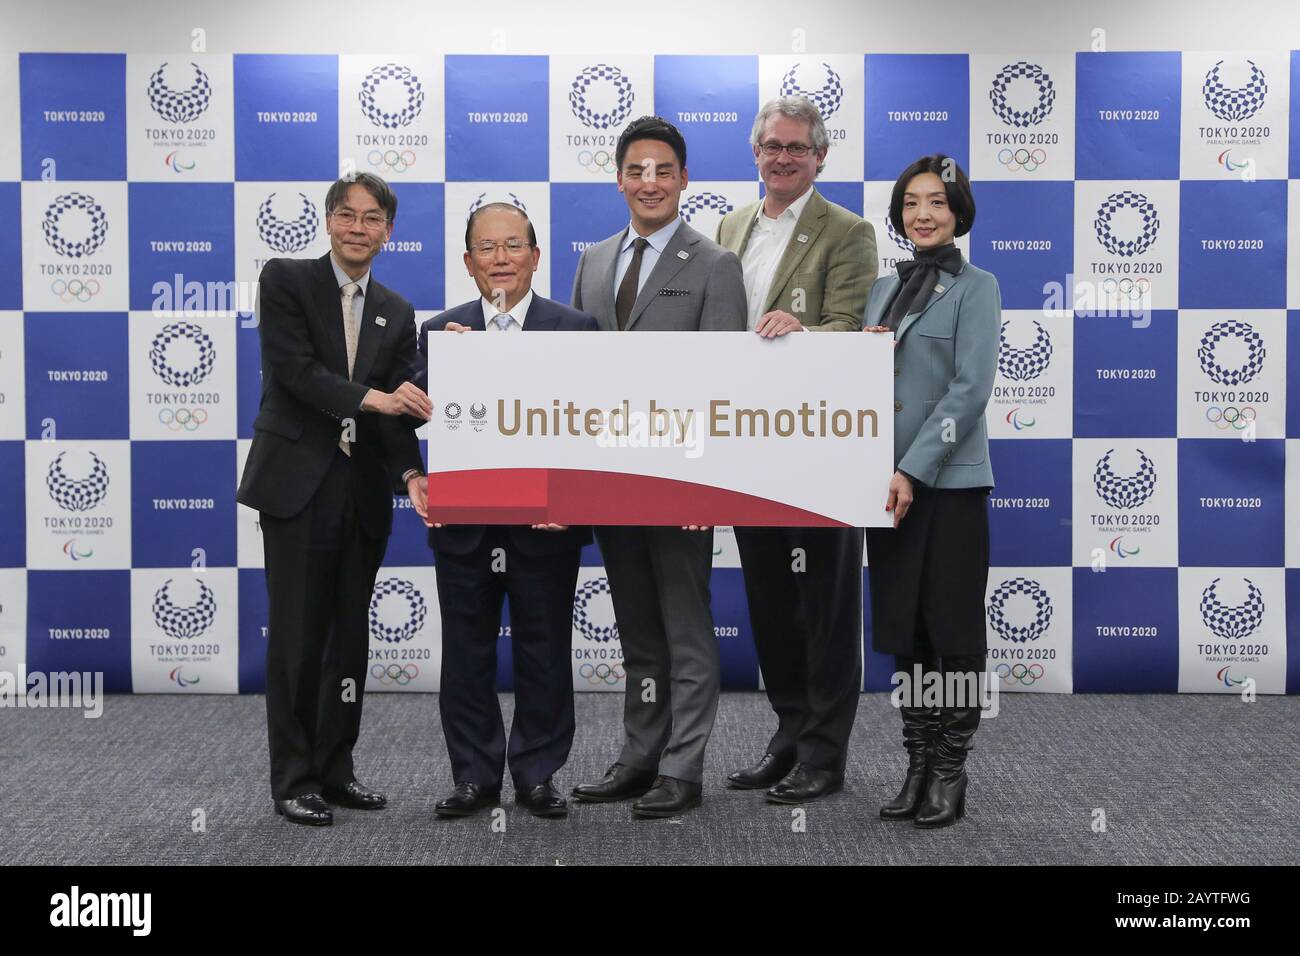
[881,655,940,820]
[914,655,984,829]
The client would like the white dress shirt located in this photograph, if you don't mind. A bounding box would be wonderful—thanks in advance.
[480,288,534,331]
[740,186,815,331]
[613,216,682,297]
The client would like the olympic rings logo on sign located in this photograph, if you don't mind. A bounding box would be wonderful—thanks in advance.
[51,278,102,302]
[368,149,416,173]
[158,407,209,431]
[995,662,1044,686]
[579,661,625,686]
[577,149,616,175]
[1101,277,1152,300]
[997,147,1047,172]
[1205,406,1257,430]
[370,662,419,686]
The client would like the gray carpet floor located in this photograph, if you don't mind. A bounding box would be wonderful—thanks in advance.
[0,692,1296,865]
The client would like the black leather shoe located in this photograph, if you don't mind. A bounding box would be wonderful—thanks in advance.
[881,706,940,820]
[322,780,387,810]
[434,783,501,818]
[765,763,844,804]
[515,778,568,818]
[727,752,795,790]
[572,763,657,803]
[274,793,333,826]
[631,776,702,818]
[915,706,980,829]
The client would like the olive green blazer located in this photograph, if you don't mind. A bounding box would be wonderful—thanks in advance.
[715,188,877,332]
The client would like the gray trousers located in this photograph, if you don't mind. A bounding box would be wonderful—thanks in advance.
[595,526,720,783]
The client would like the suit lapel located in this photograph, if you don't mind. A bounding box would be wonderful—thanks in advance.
[626,222,695,331]
[762,190,827,314]
[350,278,385,383]
[592,234,625,331]
[522,296,558,331]
[311,255,349,375]
[730,200,761,257]
[895,264,966,343]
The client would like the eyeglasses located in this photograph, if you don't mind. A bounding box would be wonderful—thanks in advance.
[470,239,533,258]
[330,209,389,229]
[757,141,814,158]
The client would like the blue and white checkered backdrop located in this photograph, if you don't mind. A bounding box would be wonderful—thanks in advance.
[2,51,1298,696]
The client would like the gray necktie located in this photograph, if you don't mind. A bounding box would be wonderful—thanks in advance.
[341,282,361,377]
[339,281,360,456]
[491,313,517,332]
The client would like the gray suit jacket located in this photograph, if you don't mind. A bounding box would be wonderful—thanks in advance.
[571,219,747,332]
[864,261,1001,489]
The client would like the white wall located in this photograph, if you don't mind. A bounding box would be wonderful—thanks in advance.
[2,0,1299,55]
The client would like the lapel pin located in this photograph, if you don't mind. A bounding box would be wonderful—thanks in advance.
[375,316,388,327]
[797,233,809,243]
[676,250,689,260]
[933,285,945,294]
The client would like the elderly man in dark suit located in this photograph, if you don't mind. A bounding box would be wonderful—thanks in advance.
[408,203,598,820]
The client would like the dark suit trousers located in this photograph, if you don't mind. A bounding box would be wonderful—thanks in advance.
[434,529,580,790]
[595,526,719,783]
[260,451,387,800]
[735,526,864,773]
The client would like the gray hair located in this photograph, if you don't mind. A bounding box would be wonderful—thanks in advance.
[749,96,830,174]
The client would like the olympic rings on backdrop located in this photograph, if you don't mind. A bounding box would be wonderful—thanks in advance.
[997,148,1047,172]
[157,407,209,431]
[51,278,102,302]
[578,661,624,686]
[367,149,417,173]
[1101,277,1152,300]
[370,662,419,686]
[995,662,1044,686]
[1205,405,1257,430]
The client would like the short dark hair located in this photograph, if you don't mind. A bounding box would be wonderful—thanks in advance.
[325,172,398,223]
[615,115,687,171]
[464,202,537,251]
[888,154,976,238]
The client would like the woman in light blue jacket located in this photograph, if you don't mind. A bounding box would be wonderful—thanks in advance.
[863,155,1000,829]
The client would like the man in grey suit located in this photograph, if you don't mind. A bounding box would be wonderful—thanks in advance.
[570,115,747,818]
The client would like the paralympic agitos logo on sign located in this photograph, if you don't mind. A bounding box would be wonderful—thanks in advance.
[440,401,488,432]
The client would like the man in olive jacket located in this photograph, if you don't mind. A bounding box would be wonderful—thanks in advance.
[715,96,877,803]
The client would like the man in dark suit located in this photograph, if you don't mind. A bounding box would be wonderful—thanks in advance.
[569,116,747,818]
[237,172,432,826]
[409,203,598,819]
[715,97,877,803]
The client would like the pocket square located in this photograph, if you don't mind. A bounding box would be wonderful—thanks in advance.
[658,288,690,297]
